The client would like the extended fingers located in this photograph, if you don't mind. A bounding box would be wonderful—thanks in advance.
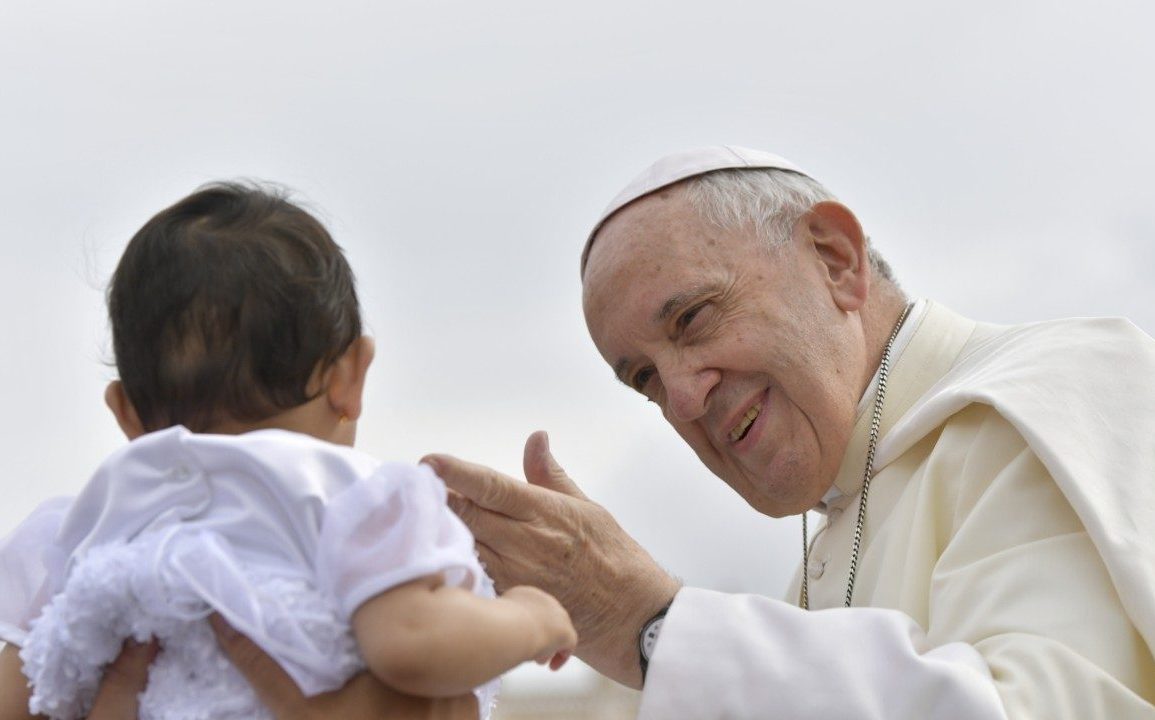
[445,489,497,538]
[423,454,536,520]
[473,540,512,593]
[445,491,514,590]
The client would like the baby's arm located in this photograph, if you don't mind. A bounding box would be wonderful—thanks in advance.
[0,645,37,720]
[351,574,576,698]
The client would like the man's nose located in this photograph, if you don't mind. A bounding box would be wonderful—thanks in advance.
[661,361,719,423]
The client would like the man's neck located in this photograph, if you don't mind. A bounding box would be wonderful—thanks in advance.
[858,285,910,397]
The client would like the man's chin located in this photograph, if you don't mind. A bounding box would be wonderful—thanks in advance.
[731,472,827,518]
[746,495,808,519]
[731,480,804,518]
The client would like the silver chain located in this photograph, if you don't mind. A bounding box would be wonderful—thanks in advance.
[800,302,913,610]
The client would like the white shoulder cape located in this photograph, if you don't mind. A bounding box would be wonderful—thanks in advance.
[876,315,1155,655]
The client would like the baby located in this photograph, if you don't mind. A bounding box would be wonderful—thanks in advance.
[0,183,576,719]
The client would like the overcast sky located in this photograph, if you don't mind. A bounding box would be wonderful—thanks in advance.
[2,0,1153,693]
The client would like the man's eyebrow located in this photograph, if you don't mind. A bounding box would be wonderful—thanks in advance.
[655,285,714,323]
[613,358,630,385]
[610,285,718,387]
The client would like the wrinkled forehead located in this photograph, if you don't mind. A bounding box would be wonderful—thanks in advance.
[581,189,686,305]
[580,189,726,339]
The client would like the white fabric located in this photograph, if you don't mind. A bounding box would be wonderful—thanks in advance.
[875,312,1155,656]
[819,298,929,511]
[649,589,1005,719]
[0,496,70,644]
[0,427,498,720]
[638,302,1155,719]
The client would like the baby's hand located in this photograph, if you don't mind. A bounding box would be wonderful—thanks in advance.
[501,585,578,671]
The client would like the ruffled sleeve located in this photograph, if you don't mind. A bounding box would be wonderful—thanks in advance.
[315,462,489,620]
[0,497,72,646]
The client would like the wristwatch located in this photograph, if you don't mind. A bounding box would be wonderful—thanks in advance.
[638,605,670,683]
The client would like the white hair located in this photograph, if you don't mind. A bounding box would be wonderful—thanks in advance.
[681,168,897,283]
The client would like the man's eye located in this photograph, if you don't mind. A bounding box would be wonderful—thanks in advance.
[632,367,655,393]
[677,303,706,333]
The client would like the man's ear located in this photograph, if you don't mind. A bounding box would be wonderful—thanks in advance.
[326,336,376,421]
[105,381,145,440]
[797,201,871,312]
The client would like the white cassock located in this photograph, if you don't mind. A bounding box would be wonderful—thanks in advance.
[0,428,498,720]
[638,300,1155,719]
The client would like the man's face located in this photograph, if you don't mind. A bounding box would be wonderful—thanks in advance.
[582,188,868,517]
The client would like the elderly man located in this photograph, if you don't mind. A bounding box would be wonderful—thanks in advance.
[428,146,1155,718]
[58,147,1155,719]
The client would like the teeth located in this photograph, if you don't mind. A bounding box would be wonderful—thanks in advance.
[728,403,762,442]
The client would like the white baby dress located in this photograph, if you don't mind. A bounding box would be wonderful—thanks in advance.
[0,427,498,720]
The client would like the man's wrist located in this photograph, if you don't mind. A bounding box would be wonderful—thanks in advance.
[581,568,681,689]
[626,573,681,688]
[638,603,671,684]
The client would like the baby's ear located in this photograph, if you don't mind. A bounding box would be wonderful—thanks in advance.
[327,336,376,421]
[104,381,145,440]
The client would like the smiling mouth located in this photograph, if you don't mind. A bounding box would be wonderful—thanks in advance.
[728,403,762,443]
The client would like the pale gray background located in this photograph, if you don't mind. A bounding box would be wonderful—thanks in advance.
[2,0,1152,692]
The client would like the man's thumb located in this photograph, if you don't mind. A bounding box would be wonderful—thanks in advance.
[523,431,587,499]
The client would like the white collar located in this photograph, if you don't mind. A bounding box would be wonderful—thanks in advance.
[819,298,928,511]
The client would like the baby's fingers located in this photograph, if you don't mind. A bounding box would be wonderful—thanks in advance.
[548,650,572,671]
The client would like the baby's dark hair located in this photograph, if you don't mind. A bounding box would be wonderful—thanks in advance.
[108,182,362,433]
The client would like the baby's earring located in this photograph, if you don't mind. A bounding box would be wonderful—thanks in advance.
[338,414,349,424]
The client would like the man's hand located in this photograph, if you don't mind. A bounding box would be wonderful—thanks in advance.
[424,431,681,689]
[206,614,473,720]
[2,641,159,720]
[209,615,478,720]
[85,640,158,720]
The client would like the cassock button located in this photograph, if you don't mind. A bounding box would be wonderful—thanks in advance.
[808,554,829,579]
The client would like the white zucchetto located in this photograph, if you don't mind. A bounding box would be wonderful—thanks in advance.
[582,145,808,273]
